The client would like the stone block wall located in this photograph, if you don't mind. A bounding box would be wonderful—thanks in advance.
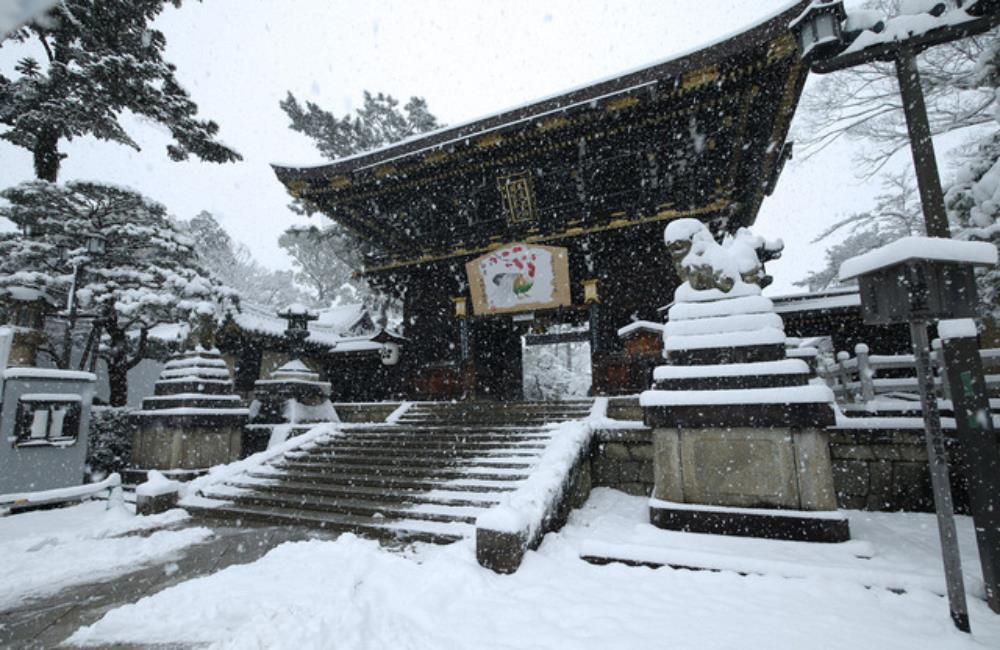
[590,422,975,514]
[590,430,654,497]
[828,428,969,513]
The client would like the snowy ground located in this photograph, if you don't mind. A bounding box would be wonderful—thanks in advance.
[58,489,1000,649]
[0,500,211,611]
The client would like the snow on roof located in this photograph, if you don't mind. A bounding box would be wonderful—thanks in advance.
[617,321,666,338]
[838,237,998,281]
[770,287,861,314]
[3,368,96,382]
[315,303,367,332]
[273,0,807,175]
[840,3,983,56]
[230,304,386,353]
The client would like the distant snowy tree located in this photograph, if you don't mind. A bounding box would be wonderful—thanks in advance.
[947,38,1000,324]
[795,173,925,291]
[0,0,240,181]
[185,211,310,309]
[0,181,235,405]
[278,224,363,307]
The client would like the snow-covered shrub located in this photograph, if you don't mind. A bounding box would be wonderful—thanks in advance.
[85,406,136,481]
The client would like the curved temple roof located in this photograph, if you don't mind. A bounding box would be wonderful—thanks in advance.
[274,1,811,276]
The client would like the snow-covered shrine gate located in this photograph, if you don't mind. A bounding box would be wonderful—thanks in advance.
[273,2,811,402]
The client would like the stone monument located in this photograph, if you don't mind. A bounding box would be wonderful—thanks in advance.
[131,346,247,481]
[640,219,848,542]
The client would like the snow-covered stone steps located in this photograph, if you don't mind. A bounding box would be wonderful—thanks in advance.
[206,491,484,525]
[278,453,534,470]
[189,503,469,544]
[224,480,504,508]
[270,461,529,482]
[245,469,520,493]
[188,399,592,543]
[306,445,542,459]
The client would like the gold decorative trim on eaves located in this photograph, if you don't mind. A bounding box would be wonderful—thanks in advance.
[374,164,397,179]
[361,197,730,275]
[423,150,448,164]
[329,175,352,190]
[539,115,570,132]
[767,34,798,65]
[605,96,640,113]
[476,133,504,149]
[682,65,720,91]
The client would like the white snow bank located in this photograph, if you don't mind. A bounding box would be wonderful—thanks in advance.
[653,359,808,381]
[67,491,1000,650]
[839,236,997,281]
[938,318,978,340]
[0,501,207,610]
[640,384,834,407]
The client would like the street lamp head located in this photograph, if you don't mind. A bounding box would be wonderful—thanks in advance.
[789,0,848,61]
[86,233,106,256]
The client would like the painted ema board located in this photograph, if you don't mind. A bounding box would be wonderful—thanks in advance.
[466,244,571,316]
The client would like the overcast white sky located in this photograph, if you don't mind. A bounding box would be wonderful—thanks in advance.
[0,0,954,295]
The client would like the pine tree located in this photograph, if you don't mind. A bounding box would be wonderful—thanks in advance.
[278,89,441,312]
[280,90,439,160]
[0,180,236,405]
[0,0,241,182]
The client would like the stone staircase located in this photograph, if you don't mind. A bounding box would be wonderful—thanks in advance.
[188,400,593,544]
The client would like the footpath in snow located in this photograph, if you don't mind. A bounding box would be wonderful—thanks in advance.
[0,500,211,611]
[66,488,1000,650]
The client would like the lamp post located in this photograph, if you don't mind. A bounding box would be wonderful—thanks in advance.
[790,0,1000,238]
[797,0,1000,628]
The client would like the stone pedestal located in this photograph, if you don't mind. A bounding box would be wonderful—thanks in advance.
[244,360,338,455]
[131,347,247,478]
[641,289,848,543]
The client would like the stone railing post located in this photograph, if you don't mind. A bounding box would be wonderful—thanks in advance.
[855,343,874,404]
[836,351,854,403]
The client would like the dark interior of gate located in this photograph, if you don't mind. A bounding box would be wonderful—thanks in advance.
[273,2,810,401]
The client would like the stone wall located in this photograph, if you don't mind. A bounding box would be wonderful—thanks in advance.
[591,420,975,514]
[590,429,654,497]
[828,427,969,513]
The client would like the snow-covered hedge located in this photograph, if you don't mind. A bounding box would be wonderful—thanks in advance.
[86,407,137,481]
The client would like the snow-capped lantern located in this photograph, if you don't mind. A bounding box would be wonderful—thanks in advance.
[789,0,847,61]
[85,232,107,256]
[380,342,401,366]
[277,304,318,341]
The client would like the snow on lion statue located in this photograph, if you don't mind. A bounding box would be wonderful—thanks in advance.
[664,218,783,295]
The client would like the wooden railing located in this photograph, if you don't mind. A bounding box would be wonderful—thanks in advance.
[817,344,1000,406]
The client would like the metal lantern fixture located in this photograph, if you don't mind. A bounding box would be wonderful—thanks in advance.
[789,0,847,60]
[86,233,107,256]
[277,305,318,342]
[453,296,468,319]
[582,279,599,304]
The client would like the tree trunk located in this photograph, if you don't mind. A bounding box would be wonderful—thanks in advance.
[33,129,61,182]
[106,328,130,407]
